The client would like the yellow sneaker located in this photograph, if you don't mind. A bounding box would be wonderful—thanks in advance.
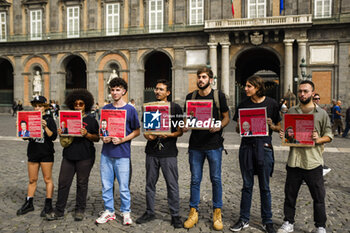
[183,208,198,229]
[213,208,223,231]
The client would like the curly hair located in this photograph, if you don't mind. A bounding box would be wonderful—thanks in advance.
[64,89,94,112]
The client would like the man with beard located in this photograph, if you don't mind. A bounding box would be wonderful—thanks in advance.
[277,80,333,233]
[136,79,183,228]
[182,66,230,231]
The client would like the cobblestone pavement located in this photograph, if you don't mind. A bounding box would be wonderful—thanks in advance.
[0,115,349,233]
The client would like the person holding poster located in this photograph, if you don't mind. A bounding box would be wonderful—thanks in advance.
[46,89,99,221]
[277,80,333,233]
[18,120,30,137]
[231,76,281,233]
[17,96,57,217]
[136,79,183,228]
[95,77,140,225]
[182,66,230,231]
[100,119,109,136]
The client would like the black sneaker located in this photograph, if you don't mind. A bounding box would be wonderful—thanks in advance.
[263,223,276,233]
[136,212,156,224]
[46,211,64,221]
[171,216,182,229]
[230,219,249,232]
[74,211,84,221]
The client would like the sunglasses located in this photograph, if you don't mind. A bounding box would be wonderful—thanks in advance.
[74,101,85,107]
[313,98,320,100]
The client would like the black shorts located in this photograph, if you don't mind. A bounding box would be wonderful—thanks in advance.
[28,155,54,163]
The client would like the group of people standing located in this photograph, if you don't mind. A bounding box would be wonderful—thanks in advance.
[16,67,333,233]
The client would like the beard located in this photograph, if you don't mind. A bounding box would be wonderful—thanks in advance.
[299,96,312,105]
[197,81,210,90]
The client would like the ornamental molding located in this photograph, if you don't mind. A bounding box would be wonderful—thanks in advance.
[250,31,263,46]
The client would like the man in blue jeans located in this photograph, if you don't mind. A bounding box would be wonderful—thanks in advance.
[182,66,230,231]
[230,76,281,233]
[95,78,140,225]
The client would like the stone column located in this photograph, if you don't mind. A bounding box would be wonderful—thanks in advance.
[221,42,231,96]
[208,42,218,78]
[14,56,23,103]
[129,49,143,112]
[49,54,58,101]
[87,52,98,101]
[297,39,308,78]
[174,47,185,105]
[283,39,294,95]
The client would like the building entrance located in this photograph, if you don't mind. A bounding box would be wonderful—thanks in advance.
[65,56,87,96]
[0,59,14,106]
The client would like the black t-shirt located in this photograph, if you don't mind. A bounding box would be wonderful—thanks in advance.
[145,102,183,157]
[184,90,229,150]
[63,115,99,160]
[27,114,57,160]
[233,96,281,142]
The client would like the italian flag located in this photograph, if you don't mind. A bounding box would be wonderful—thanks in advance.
[231,0,234,17]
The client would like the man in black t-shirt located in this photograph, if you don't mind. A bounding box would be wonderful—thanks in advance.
[183,67,230,231]
[136,79,183,228]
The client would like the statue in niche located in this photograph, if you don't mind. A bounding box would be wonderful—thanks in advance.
[33,70,42,96]
[107,69,119,85]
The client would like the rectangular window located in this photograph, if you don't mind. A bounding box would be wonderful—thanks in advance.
[248,0,266,18]
[149,0,163,33]
[30,10,42,40]
[106,3,120,35]
[0,12,6,41]
[67,6,79,38]
[189,0,204,25]
[314,0,332,18]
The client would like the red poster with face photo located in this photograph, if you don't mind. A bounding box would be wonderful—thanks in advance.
[143,101,171,135]
[100,109,127,138]
[283,114,315,147]
[17,111,43,138]
[59,111,83,137]
[238,107,268,137]
[186,100,213,129]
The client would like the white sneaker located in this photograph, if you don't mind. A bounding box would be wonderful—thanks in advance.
[315,227,326,233]
[323,167,331,176]
[277,221,294,233]
[121,212,133,225]
[95,210,116,224]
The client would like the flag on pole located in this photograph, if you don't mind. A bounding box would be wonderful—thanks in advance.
[231,0,234,17]
[280,0,284,13]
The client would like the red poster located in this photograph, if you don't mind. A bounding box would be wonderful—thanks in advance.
[17,111,43,138]
[283,114,315,147]
[143,102,171,135]
[239,108,268,137]
[186,100,213,129]
[100,109,127,138]
[59,111,83,137]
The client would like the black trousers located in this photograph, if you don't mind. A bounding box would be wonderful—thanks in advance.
[55,157,95,214]
[283,165,326,228]
[145,155,180,216]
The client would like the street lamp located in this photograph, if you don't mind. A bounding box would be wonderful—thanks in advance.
[299,58,312,81]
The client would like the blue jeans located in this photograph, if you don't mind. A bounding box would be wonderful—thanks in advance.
[188,148,223,209]
[100,154,131,213]
[239,147,273,224]
[342,122,350,137]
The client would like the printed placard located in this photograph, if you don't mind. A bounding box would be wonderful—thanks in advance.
[17,111,43,138]
[100,109,127,138]
[186,100,213,130]
[283,114,315,147]
[59,111,83,137]
[143,101,171,135]
[238,107,268,137]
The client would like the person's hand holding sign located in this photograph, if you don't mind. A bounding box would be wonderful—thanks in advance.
[112,137,124,145]
[102,136,112,144]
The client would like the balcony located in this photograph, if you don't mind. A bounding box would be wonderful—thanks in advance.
[205,14,312,31]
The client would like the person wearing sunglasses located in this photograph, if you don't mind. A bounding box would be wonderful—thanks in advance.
[47,89,99,221]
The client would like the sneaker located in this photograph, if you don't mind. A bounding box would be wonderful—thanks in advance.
[74,211,84,221]
[46,211,64,221]
[171,216,182,229]
[95,210,116,224]
[230,219,249,231]
[263,223,276,233]
[323,167,331,176]
[136,211,156,224]
[315,227,326,233]
[121,212,133,225]
[277,221,294,233]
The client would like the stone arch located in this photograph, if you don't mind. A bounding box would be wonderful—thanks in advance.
[58,53,88,72]
[0,57,14,106]
[138,48,174,69]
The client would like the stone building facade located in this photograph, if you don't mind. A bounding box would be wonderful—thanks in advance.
[0,0,349,112]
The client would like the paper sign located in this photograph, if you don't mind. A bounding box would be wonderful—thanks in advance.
[239,107,268,137]
[17,111,43,138]
[143,101,171,135]
[100,109,127,138]
[59,111,83,137]
[283,114,315,147]
[185,100,213,129]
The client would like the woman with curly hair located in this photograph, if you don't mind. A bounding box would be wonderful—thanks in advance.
[47,89,99,221]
